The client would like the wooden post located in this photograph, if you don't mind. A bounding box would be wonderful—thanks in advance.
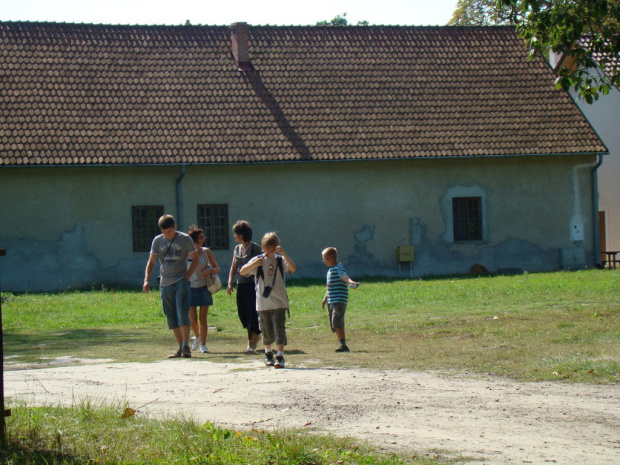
[0,249,8,448]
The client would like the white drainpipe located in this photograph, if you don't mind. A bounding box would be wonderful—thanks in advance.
[592,155,603,267]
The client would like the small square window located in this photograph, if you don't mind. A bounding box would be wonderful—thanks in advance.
[452,197,482,241]
[197,204,229,249]
[132,206,164,252]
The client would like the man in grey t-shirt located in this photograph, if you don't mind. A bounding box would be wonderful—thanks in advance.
[143,214,199,358]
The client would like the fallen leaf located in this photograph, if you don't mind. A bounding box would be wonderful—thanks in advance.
[121,407,136,418]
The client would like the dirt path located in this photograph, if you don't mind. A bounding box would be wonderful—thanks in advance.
[5,359,619,464]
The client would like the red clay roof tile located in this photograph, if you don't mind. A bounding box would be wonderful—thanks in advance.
[0,22,607,166]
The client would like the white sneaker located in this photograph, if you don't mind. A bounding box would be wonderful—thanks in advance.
[191,336,199,351]
[200,345,209,353]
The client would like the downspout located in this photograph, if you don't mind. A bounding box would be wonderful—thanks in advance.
[176,164,186,230]
[592,155,603,267]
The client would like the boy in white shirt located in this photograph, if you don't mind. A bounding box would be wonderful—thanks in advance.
[240,232,296,368]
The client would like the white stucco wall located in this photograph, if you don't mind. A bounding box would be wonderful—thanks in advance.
[569,87,620,253]
[0,155,597,291]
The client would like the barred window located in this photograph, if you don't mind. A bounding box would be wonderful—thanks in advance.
[452,197,482,241]
[197,204,229,249]
[132,206,164,252]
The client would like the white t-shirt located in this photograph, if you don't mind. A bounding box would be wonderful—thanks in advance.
[248,254,289,311]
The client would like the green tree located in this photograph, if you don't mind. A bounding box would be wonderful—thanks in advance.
[500,0,620,103]
[448,0,514,25]
[316,13,368,26]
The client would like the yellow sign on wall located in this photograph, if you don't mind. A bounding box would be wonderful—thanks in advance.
[396,245,414,262]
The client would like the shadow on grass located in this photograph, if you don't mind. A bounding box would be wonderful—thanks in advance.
[4,327,156,347]
[2,443,84,465]
[3,328,171,364]
[288,272,528,287]
[3,327,310,366]
[205,349,307,357]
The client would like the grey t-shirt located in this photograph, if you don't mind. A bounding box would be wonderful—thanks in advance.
[233,242,262,284]
[150,231,196,287]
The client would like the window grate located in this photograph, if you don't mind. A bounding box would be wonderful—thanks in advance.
[453,197,482,241]
[132,206,164,252]
[197,204,229,249]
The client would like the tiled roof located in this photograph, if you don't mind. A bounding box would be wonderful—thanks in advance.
[574,36,620,84]
[0,21,607,167]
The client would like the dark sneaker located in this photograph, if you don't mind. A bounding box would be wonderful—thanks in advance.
[274,355,285,369]
[167,348,182,359]
[181,346,192,358]
[264,351,275,366]
[335,344,350,353]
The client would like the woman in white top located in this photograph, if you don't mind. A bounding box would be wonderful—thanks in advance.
[187,225,220,353]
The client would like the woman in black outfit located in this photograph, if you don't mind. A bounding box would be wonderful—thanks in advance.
[226,220,262,353]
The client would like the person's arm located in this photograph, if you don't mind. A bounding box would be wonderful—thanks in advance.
[185,249,200,281]
[276,246,296,274]
[321,291,328,308]
[227,251,238,295]
[240,254,263,277]
[340,274,358,286]
[143,253,158,293]
[204,248,220,276]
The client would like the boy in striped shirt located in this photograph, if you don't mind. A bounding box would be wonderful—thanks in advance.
[321,247,359,352]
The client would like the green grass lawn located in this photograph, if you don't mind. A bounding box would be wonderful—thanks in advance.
[2,269,619,383]
[2,270,619,464]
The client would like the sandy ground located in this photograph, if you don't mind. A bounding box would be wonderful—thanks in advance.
[4,357,619,465]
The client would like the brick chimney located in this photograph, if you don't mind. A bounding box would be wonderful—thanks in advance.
[230,22,253,71]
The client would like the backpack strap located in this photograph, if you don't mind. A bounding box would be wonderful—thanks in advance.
[255,256,284,284]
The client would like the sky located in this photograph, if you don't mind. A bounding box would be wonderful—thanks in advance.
[0,0,458,27]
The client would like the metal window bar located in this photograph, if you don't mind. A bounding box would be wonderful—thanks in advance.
[453,197,482,241]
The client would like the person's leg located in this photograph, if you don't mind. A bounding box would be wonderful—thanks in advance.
[236,286,247,327]
[250,330,260,350]
[259,311,275,366]
[180,325,191,342]
[246,288,260,349]
[174,280,192,357]
[171,327,183,344]
[199,306,209,345]
[327,303,336,333]
[199,288,213,352]
[273,309,287,368]
[188,287,201,350]
[161,284,183,358]
[238,283,260,351]
[331,303,349,352]
[248,306,261,351]
[189,306,199,338]
[272,309,287,348]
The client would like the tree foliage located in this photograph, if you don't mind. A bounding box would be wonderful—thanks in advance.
[448,0,514,25]
[316,13,369,27]
[449,0,619,103]
[500,0,620,103]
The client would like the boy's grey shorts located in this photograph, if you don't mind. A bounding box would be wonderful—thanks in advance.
[258,309,288,346]
[327,302,347,332]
